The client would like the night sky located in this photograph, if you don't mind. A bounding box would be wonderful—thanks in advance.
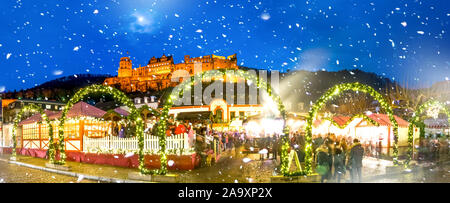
[0,0,449,92]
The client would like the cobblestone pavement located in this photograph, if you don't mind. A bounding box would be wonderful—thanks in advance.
[0,159,96,183]
[178,148,279,183]
[0,150,448,183]
[362,161,450,183]
[0,154,138,182]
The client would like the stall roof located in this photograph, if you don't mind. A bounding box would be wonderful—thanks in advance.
[19,101,107,126]
[18,110,59,125]
[314,116,351,127]
[362,114,409,127]
[113,107,130,117]
[333,116,351,126]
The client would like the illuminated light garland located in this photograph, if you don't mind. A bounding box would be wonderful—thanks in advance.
[158,69,289,175]
[303,82,400,175]
[59,85,145,171]
[406,100,450,168]
[12,104,56,164]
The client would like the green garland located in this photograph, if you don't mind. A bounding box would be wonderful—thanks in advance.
[158,69,288,175]
[304,82,400,174]
[12,104,56,163]
[406,100,449,167]
[58,85,145,171]
[322,113,379,129]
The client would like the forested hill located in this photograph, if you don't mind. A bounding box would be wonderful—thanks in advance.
[278,69,396,106]
[2,74,110,102]
[1,69,399,105]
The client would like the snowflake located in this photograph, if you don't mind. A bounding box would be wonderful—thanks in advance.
[261,13,270,20]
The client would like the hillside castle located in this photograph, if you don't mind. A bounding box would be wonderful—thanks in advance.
[104,54,238,92]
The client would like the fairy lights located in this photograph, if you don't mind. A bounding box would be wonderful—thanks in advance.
[159,69,289,175]
[303,82,399,175]
[12,104,56,164]
[406,100,450,168]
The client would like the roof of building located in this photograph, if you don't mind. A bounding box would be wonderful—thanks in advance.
[1,99,17,107]
[113,107,130,117]
[314,114,409,128]
[363,113,409,127]
[18,101,107,126]
[333,116,351,126]
[18,110,60,125]
[313,116,351,128]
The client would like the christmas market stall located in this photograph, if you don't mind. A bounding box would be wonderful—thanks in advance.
[16,101,199,170]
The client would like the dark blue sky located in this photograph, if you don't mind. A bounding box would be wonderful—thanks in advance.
[0,0,449,92]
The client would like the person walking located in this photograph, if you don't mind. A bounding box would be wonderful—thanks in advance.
[266,135,271,159]
[348,138,364,183]
[376,138,382,159]
[272,135,279,161]
[316,144,331,183]
[333,144,346,183]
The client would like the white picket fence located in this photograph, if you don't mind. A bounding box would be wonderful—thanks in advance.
[82,133,190,153]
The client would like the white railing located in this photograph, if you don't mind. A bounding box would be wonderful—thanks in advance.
[82,133,191,154]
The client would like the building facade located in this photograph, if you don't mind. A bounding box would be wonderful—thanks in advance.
[104,54,238,92]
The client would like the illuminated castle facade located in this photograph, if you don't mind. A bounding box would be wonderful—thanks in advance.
[104,54,238,92]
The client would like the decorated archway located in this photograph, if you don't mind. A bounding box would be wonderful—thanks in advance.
[12,104,56,163]
[155,69,290,175]
[304,82,399,174]
[57,85,145,171]
[406,99,450,167]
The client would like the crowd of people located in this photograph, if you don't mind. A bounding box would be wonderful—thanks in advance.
[417,135,449,162]
[289,132,365,183]
[144,118,449,182]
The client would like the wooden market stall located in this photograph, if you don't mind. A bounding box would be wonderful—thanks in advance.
[18,101,111,152]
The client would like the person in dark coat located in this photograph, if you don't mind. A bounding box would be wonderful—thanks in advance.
[333,145,346,183]
[348,138,364,183]
[316,144,331,183]
[271,135,279,160]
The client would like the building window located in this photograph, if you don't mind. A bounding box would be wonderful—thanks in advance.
[230,111,236,120]
[297,102,304,111]
[46,105,51,109]
[64,119,80,139]
[215,109,223,122]
[40,122,58,140]
[23,123,39,140]
[83,120,109,138]
[239,111,245,119]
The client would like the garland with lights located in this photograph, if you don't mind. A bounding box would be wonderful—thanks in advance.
[58,85,146,172]
[304,82,399,174]
[158,69,290,175]
[322,113,379,129]
[406,100,450,167]
[12,104,56,163]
